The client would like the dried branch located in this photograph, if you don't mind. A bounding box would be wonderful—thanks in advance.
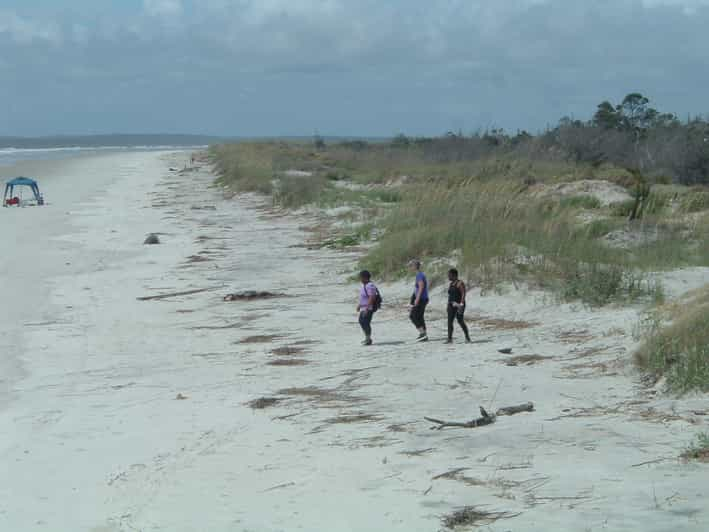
[425,403,534,430]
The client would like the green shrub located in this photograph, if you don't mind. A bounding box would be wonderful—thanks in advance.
[367,189,402,203]
[611,199,636,217]
[274,176,328,208]
[559,195,602,210]
[561,263,662,306]
[583,219,618,238]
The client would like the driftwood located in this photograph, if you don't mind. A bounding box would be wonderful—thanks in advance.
[425,402,534,430]
[496,402,534,416]
[137,287,215,301]
[425,407,495,430]
[223,291,286,301]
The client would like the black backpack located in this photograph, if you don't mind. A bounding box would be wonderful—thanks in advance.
[372,285,383,312]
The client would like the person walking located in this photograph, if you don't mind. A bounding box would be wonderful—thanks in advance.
[408,259,429,342]
[446,268,471,343]
[356,270,379,346]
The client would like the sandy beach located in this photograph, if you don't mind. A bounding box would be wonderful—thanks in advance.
[1,151,708,531]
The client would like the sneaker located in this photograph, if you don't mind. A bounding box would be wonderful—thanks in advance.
[362,338,373,346]
[445,338,453,344]
[416,334,429,342]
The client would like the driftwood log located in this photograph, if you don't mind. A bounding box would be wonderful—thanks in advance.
[425,402,534,430]
[137,287,216,301]
[223,291,286,301]
[496,402,534,416]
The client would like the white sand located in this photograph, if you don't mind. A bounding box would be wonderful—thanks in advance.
[1,151,708,531]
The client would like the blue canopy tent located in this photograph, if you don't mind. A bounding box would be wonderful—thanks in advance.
[3,177,44,206]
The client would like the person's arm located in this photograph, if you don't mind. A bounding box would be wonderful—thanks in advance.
[459,281,466,305]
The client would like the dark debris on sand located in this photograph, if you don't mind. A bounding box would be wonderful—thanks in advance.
[442,506,517,529]
[247,397,283,409]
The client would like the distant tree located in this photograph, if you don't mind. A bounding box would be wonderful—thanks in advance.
[651,112,681,129]
[618,93,675,133]
[617,93,651,129]
[511,130,533,146]
[391,133,411,148]
[340,139,369,151]
[593,101,622,130]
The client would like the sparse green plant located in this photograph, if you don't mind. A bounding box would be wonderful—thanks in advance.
[681,433,709,462]
[274,175,328,208]
[680,190,709,213]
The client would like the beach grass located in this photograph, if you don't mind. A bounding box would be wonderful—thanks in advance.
[363,179,700,304]
[210,139,709,305]
[635,285,709,392]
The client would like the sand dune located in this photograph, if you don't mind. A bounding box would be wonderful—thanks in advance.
[1,151,707,531]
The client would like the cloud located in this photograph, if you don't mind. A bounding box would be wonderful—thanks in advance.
[0,10,62,46]
[143,0,183,18]
[2,0,709,136]
[71,24,89,46]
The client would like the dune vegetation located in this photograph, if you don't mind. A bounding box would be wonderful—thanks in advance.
[210,94,709,392]
[635,285,709,393]
[211,94,709,306]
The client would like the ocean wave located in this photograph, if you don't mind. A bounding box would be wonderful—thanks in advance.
[0,145,206,166]
[0,145,206,154]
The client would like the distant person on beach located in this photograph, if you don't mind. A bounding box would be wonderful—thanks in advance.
[446,268,471,344]
[356,270,380,346]
[408,259,429,342]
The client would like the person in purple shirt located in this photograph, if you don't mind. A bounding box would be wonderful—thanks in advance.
[356,270,379,346]
[408,259,429,342]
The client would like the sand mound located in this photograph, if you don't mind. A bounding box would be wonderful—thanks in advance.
[603,226,660,248]
[283,170,313,177]
[532,179,631,206]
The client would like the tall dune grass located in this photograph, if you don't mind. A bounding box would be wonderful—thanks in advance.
[364,181,674,304]
[210,140,709,305]
[635,285,709,392]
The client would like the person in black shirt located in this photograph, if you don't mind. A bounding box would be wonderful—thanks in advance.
[446,268,471,344]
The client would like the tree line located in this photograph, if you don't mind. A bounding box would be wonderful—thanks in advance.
[334,93,709,185]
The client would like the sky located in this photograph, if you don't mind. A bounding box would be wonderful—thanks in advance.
[1,0,709,137]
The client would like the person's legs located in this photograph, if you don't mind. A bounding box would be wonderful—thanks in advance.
[447,305,455,341]
[359,311,372,342]
[410,305,425,330]
[409,306,419,329]
[410,302,428,341]
[419,300,428,332]
[456,309,471,341]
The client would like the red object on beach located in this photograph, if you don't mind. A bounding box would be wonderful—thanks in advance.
[6,197,19,206]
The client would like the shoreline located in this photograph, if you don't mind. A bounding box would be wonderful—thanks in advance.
[1,150,708,531]
[0,151,192,409]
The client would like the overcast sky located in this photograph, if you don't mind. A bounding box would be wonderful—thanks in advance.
[1,0,708,137]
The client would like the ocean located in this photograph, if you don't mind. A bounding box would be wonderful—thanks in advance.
[0,145,204,167]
